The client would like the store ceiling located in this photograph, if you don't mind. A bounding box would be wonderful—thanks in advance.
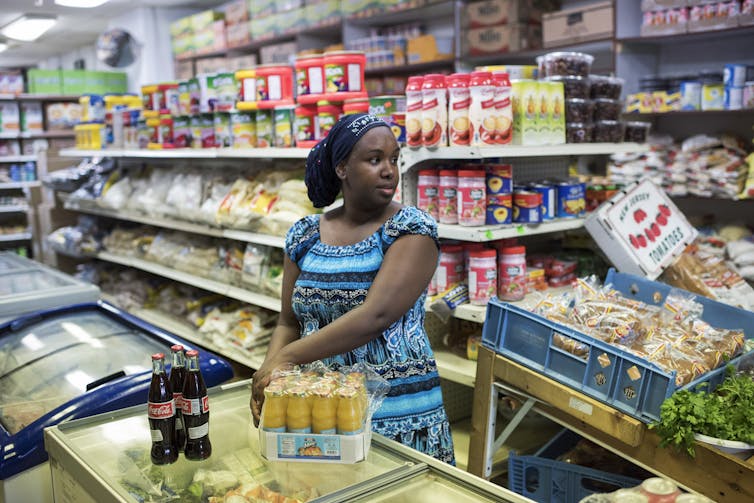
[0,0,224,69]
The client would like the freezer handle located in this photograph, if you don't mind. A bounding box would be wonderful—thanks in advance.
[9,313,43,331]
[86,370,126,391]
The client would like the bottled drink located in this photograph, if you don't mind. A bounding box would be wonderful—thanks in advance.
[147,353,178,465]
[182,349,212,460]
[168,344,187,449]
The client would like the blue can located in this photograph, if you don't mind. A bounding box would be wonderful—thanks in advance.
[23,162,36,181]
[513,190,541,223]
[486,193,512,225]
[557,181,586,218]
[9,164,21,182]
[529,183,556,220]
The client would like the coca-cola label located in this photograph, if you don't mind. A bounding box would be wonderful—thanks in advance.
[187,421,209,439]
[148,400,175,419]
[150,429,164,442]
[173,392,183,410]
[183,396,209,415]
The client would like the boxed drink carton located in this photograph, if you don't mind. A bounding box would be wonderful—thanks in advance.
[258,419,372,464]
[585,178,697,280]
[511,79,539,145]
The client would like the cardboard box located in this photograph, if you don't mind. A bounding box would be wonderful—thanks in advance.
[226,54,258,71]
[542,1,613,48]
[258,419,372,464]
[196,57,230,75]
[248,0,277,17]
[102,71,127,93]
[169,16,193,38]
[61,70,86,95]
[260,41,297,65]
[0,102,20,132]
[174,60,195,81]
[305,0,341,27]
[464,0,545,27]
[171,34,195,57]
[406,34,454,64]
[222,0,249,25]
[20,102,43,133]
[584,178,697,280]
[26,69,62,95]
[464,24,541,56]
[226,21,251,47]
[194,21,227,54]
[0,72,24,95]
[191,9,225,32]
[250,14,279,40]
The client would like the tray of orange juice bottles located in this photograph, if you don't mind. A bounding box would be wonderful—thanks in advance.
[257,362,389,463]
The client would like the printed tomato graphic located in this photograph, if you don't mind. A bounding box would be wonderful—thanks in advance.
[645,228,656,243]
[633,209,647,224]
[629,234,639,249]
[656,212,668,226]
[637,234,647,248]
[658,204,671,217]
[650,222,661,237]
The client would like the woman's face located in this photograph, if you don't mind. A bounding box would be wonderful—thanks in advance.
[339,126,400,207]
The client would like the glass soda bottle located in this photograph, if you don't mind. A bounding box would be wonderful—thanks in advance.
[182,349,212,460]
[147,353,178,465]
[168,344,187,449]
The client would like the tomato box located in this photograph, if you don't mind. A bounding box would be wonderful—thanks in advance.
[584,178,697,280]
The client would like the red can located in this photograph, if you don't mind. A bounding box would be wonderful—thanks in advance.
[295,54,325,103]
[255,64,294,109]
[324,50,367,100]
[343,97,370,115]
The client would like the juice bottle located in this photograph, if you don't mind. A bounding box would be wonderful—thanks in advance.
[286,386,312,433]
[311,382,338,434]
[262,381,288,432]
[336,386,364,435]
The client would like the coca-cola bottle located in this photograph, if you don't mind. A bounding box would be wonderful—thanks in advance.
[168,345,187,450]
[147,353,178,465]
[182,349,211,460]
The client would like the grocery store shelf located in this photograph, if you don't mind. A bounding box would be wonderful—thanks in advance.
[617,24,754,46]
[437,217,585,242]
[0,181,41,189]
[0,155,36,163]
[0,232,32,242]
[58,147,311,160]
[623,109,754,118]
[0,93,79,101]
[348,0,455,25]
[124,306,265,370]
[64,199,286,248]
[463,38,615,67]
[399,143,649,171]
[364,59,454,76]
[0,205,29,213]
[95,251,283,312]
[435,348,477,388]
[20,130,75,139]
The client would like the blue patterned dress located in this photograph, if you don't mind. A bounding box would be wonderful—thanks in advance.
[285,206,455,464]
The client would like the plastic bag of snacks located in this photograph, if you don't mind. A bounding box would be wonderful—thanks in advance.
[258,361,389,463]
[578,477,714,503]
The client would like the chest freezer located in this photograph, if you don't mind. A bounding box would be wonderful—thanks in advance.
[43,380,533,503]
[0,252,100,323]
[0,300,234,485]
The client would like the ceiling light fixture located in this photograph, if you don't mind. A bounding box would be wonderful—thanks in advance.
[0,42,8,54]
[0,14,57,42]
[54,0,111,7]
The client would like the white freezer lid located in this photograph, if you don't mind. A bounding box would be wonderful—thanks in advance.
[0,266,100,317]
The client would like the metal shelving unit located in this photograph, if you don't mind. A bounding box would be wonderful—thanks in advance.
[0,232,32,242]
[95,251,283,312]
[59,147,310,159]
[437,218,586,242]
[0,155,37,163]
[64,199,286,248]
[0,205,29,214]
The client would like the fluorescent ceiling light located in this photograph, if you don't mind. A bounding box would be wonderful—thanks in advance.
[0,14,57,42]
[55,0,111,7]
[0,42,7,54]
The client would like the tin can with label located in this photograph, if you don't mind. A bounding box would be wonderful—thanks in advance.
[557,181,586,218]
[486,193,512,225]
[273,105,294,147]
[529,183,556,220]
[513,190,541,223]
[485,164,512,197]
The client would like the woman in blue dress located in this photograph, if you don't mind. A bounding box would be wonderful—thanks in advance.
[250,113,455,464]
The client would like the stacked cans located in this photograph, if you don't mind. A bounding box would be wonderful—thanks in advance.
[485,164,513,225]
[513,179,586,224]
[724,64,747,110]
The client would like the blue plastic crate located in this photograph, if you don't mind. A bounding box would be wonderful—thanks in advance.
[482,269,754,423]
[509,429,642,503]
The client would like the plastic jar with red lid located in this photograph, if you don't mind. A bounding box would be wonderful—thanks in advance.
[295,54,325,103]
[447,73,471,147]
[438,169,458,224]
[469,249,497,306]
[457,169,486,226]
[421,74,448,148]
[405,76,424,148]
[323,50,367,100]
[498,246,527,301]
[437,244,464,294]
[417,169,439,220]
[235,70,256,103]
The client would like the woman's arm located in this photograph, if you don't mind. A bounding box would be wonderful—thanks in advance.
[250,255,301,424]
[264,233,437,367]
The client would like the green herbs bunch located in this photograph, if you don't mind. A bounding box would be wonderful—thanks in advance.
[650,367,754,457]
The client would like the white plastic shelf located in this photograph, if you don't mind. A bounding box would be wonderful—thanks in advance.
[437,218,585,242]
[399,143,649,173]
[65,200,286,248]
[59,147,310,160]
[0,205,29,213]
[96,251,283,312]
[0,155,36,163]
[0,181,40,189]
[434,349,478,388]
[0,232,32,242]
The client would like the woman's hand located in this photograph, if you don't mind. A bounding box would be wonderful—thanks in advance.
[250,357,293,427]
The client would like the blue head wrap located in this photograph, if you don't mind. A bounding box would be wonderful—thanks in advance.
[304,113,390,208]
